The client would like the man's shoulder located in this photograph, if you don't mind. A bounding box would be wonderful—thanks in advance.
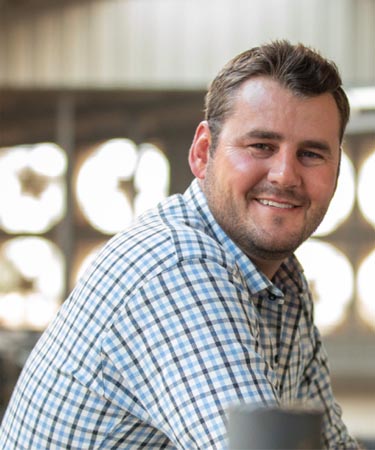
[114,192,229,268]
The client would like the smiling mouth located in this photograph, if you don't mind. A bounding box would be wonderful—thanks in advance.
[257,199,296,209]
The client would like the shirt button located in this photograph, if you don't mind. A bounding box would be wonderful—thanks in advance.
[274,354,279,364]
[269,294,276,301]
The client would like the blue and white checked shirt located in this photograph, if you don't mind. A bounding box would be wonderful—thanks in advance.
[0,179,357,449]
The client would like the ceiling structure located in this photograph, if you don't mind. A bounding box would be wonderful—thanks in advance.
[0,88,204,149]
[1,0,374,91]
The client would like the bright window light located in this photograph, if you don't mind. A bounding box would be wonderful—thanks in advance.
[76,139,170,234]
[357,249,375,331]
[313,152,355,236]
[0,143,67,234]
[134,143,170,194]
[29,142,67,177]
[347,86,375,111]
[0,237,64,330]
[134,143,170,216]
[295,239,354,335]
[76,139,137,234]
[358,150,375,227]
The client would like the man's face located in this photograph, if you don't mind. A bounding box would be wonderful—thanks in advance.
[189,76,341,277]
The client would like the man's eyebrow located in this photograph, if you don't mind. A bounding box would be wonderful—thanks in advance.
[244,130,332,153]
[300,139,332,153]
[244,129,284,140]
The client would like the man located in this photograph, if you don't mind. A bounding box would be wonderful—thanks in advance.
[0,41,358,449]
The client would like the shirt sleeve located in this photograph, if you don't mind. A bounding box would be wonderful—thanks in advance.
[100,258,279,449]
[296,323,359,449]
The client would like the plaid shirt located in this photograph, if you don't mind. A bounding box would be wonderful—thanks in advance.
[0,179,357,449]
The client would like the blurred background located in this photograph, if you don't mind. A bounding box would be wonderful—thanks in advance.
[0,0,374,445]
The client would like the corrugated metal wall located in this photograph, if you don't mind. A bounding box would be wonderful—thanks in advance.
[0,0,374,89]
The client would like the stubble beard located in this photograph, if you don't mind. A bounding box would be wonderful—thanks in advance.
[203,178,329,263]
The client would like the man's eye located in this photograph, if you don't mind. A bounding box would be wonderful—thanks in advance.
[299,150,325,165]
[300,150,324,159]
[251,143,273,151]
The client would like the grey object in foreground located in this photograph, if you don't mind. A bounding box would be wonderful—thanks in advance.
[228,404,323,449]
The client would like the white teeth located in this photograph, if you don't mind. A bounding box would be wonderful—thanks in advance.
[258,199,294,209]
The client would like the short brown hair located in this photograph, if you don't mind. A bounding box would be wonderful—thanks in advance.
[205,40,350,150]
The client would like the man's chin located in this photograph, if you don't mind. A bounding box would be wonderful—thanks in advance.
[246,239,302,262]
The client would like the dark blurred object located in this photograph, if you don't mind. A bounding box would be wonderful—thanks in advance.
[0,330,40,421]
[0,0,93,13]
[228,404,323,450]
[358,437,375,450]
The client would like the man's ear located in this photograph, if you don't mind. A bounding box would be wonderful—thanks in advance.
[188,121,212,180]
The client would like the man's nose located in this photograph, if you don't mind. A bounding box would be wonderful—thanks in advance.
[267,151,301,188]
